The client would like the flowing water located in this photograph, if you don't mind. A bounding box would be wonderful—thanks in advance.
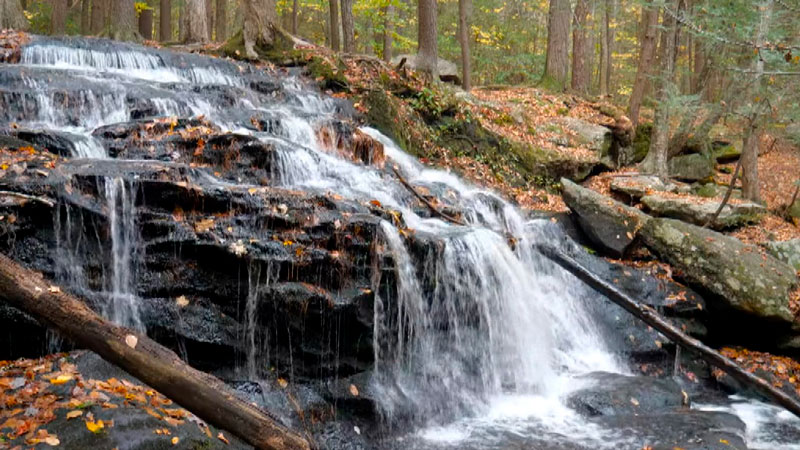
[4,36,800,448]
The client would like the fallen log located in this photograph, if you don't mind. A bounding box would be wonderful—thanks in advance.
[0,253,311,450]
[391,165,466,226]
[536,244,800,419]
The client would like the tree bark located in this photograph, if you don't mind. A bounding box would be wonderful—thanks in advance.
[110,0,140,41]
[291,0,298,34]
[382,3,393,61]
[640,0,682,179]
[91,0,107,34]
[139,8,154,40]
[571,0,591,94]
[80,0,90,34]
[416,0,438,78]
[242,0,278,59]
[205,0,214,40]
[629,3,659,129]
[0,0,27,31]
[458,0,471,91]
[50,0,68,35]
[543,0,570,90]
[537,245,800,420]
[160,0,172,41]
[182,0,209,44]
[599,0,615,96]
[0,253,310,450]
[215,0,227,41]
[329,0,341,51]
[341,0,354,53]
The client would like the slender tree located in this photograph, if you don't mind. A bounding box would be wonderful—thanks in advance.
[110,0,139,41]
[341,0,355,52]
[183,0,209,43]
[291,0,298,34]
[629,2,659,129]
[0,0,28,29]
[329,0,341,51]
[160,0,172,41]
[599,0,616,96]
[571,0,591,93]
[215,0,227,41]
[417,0,438,78]
[241,0,278,58]
[91,0,107,34]
[205,0,214,40]
[382,2,394,61]
[80,0,90,34]
[458,0,471,90]
[50,0,67,35]
[543,0,571,90]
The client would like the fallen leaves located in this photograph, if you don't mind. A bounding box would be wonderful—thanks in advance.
[217,431,230,444]
[85,419,105,433]
[124,334,138,349]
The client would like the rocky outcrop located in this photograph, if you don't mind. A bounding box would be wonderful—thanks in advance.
[391,54,460,84]
[669,153,714,181]
[640,218,797,323]
[556,117,613,164]
[641,194,765,230]
[764,239,800,271]
[561,178,649,257]
[610,175,676,199]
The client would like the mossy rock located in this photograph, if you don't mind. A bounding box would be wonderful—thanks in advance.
[362,89,425,158]
[219,29,303,65]
[669,153,714,182]
[306,57,348,91]
[618,123,652,166]
[711,141,742,163]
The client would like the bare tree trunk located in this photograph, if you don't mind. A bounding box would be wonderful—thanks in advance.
[81,0,90,34]
[215,0,227,41]
[640,0,683,179]
[183,0,209,43]
[111,0,140,41]
[0,253,310,450]
[741,0,773,203]
[205,0,214,40]
[0,0,28,29]
[417,0,438,78]
[599,0,615,96]
[458,0,471,90]
[543,0,570,89]
[291,0,298,34]
[571,0,591,93]
[242,0,278,59]
[329,0,341,51]
[341,0,355,52]
[382,3,394,61]
[90,0,107,33]
[139,8,154,40]
[160,0,172,41]
[51,0,68,35]
[629,4,658,129]
[693,40,705,94]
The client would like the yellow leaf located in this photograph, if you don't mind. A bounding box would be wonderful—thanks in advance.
[50,374,73,384]
[349,384,359,396]
[86,420,105,433]
[176,296,189,307]
[47,286,61,293]
[125,334,138,349]
[630,397,639,406]
[283,240,293,246]
[172,437,180,445]
[43,436,60,446]
[218,432,230,444]
[277,378,288,388]
[720,439,729,445]
[66,410,83,419]
[248,187,258,195]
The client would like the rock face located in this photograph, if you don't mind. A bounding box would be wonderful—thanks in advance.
[641,194,765,230]
[561,178,649,257]
[556,117,613,164]
[610,175,676,199]
[765,239,800,271]
[640,218,797,323]
[669,153,714,181]
[391,54,460,84]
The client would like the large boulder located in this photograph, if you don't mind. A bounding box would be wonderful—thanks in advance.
[640,218,797,323]
[610,175,676,199]
[567,372,686,417]
[391,54,460,84]
[764,239,800,271]
[641,194,765,230]
[669,153,714,181]
[556,117,613,164]
[561,179,650,257]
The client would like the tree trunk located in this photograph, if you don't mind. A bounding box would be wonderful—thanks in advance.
[242,0,278,59]
[382,3,393,61]
[138,8,153,39]
[160,0,172,41]
[599,0,615,96]
[291,0,298,34]
[205,0,214,40]
[416,0,438,78]
[110,0,139,41]
[0,0,28,30]
[640,0,682,179]
[51,0,68,35]
[90,0,107,33]
[80,0,90,34]
[341,0,354,52]
[329,0,341,51]
[215,0,227,41]
[543,0,570,90]
[458,0,471,90]
[537,245,800,420]
[183,0,209,44]
[741,0,773,203]
[629,3,659,129]
[0,253,310,450]
[571,0,591,93]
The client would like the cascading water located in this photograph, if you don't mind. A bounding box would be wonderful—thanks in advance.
[6,35,800,449]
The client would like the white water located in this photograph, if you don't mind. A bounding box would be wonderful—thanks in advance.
[9,36,800,449]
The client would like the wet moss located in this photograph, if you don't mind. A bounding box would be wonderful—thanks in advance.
[306,57,348,91]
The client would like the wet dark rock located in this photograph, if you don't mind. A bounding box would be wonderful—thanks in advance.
[567,372,686,417]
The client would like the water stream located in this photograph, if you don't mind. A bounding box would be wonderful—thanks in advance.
[3,36,800,448]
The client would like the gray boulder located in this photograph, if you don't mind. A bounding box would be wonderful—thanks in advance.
[764,239,800,271]
[561,178,650,257]
[641,194,765,230]
[567,372,686,417]
[641,218,797,323]
[669,153,714,181]
[610,175,676,199]
[391,54,459,83]
[556,117,613,163]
